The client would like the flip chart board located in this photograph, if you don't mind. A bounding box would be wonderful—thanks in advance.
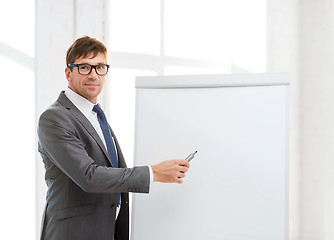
[132,73,289,240]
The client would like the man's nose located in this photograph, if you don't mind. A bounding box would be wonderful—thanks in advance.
[88,67,99,78]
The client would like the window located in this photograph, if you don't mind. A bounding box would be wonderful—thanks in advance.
[108,0,266,164]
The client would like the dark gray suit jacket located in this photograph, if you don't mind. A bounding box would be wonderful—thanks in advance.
[38,91,150,240]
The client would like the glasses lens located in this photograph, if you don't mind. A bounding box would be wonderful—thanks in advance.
[96,65,108,75]
[78,64,91,75]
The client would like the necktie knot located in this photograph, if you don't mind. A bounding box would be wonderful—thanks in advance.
[93,104,104,116]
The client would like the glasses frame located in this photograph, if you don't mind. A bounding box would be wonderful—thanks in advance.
[68,63,110,76]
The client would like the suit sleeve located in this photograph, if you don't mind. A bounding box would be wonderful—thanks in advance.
[38,107,150,194]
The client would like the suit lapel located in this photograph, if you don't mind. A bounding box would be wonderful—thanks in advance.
[57,91,112,165]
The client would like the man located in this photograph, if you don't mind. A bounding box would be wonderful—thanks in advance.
[38,36,190,240]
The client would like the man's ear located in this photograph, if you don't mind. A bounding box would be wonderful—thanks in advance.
[65,67,72,81]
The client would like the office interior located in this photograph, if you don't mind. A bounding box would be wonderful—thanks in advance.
[0,0,332,239]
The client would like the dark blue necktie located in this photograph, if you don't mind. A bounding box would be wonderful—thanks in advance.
[93,104,120,206]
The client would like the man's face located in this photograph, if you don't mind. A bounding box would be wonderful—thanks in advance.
[65,52,107,104]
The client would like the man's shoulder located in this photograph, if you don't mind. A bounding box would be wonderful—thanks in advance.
[39,92,73,122]
[39,103,69,125]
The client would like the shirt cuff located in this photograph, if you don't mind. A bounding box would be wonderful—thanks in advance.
[148,165,154,184]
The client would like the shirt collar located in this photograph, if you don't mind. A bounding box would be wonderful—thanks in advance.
[64,87,98,117]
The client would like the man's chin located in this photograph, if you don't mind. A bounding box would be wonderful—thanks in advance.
[77,91,100,103]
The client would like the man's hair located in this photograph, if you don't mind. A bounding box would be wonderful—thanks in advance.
[66,36,107,67]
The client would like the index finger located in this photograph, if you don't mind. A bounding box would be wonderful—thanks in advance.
[176,159,190,168]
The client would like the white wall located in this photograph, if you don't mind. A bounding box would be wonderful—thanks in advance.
[269,0,334,239]
[299,0,334,239]
[0,0,35,239]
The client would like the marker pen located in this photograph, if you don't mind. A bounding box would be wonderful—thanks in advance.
[185,151,197,162]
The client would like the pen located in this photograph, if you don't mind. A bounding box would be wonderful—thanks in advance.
[185,151,197,162]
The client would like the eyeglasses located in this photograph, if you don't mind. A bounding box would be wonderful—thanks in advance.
[68,63,110,76]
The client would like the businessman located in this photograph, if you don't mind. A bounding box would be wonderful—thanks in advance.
[37,36,190,240]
